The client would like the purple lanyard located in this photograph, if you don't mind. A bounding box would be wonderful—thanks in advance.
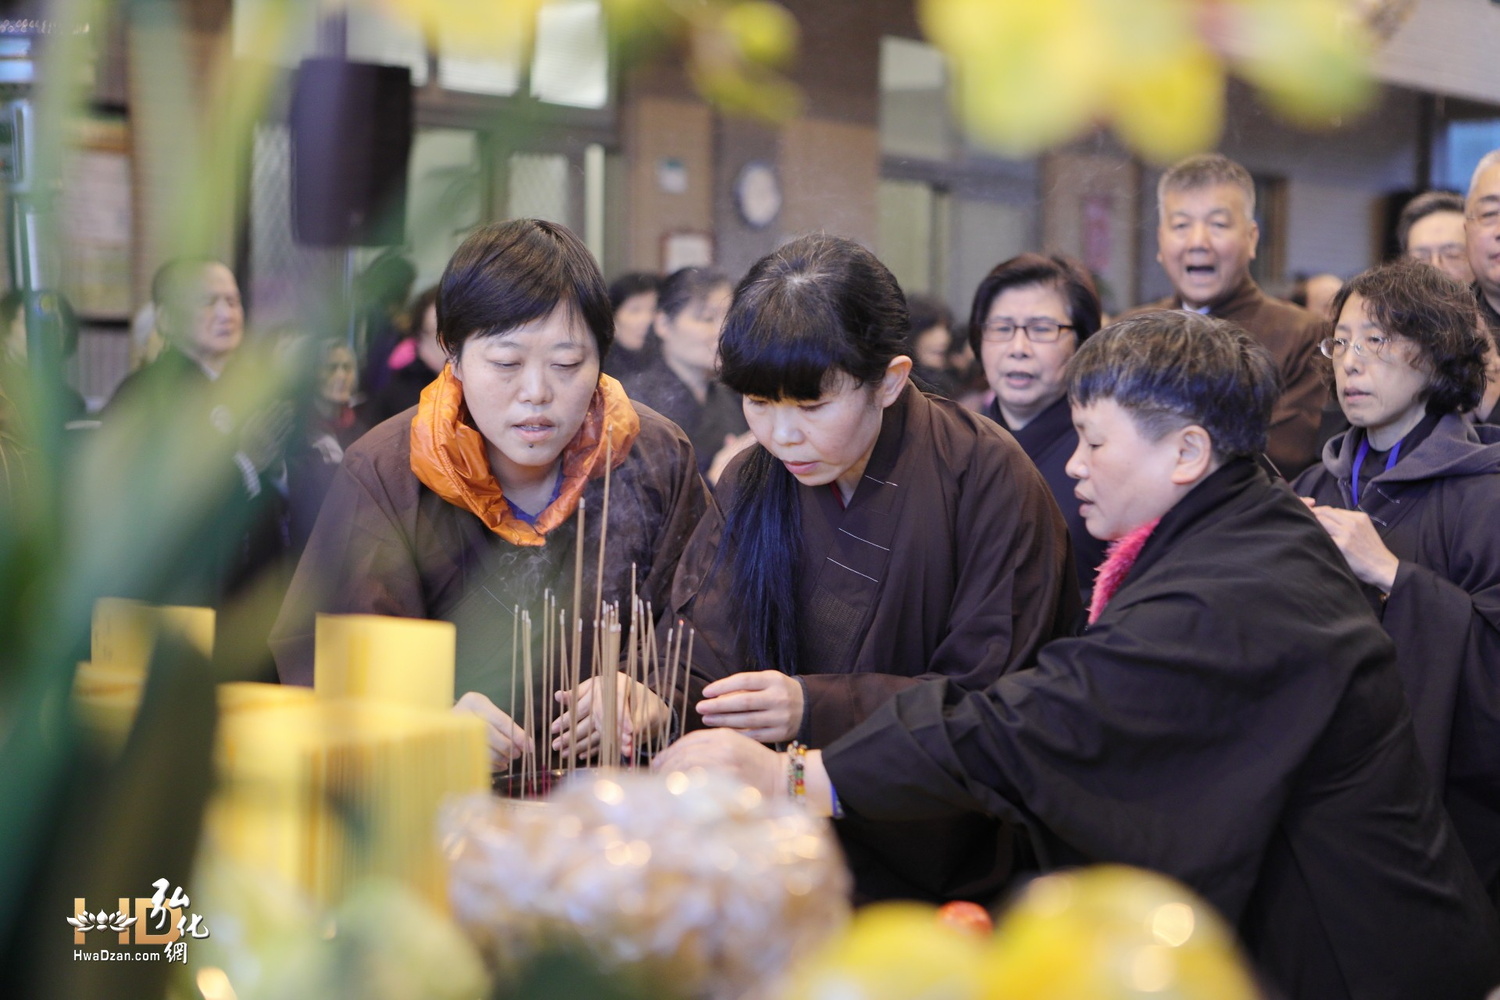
[1350,436,1402,507]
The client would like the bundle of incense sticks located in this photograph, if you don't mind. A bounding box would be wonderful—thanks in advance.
[497,431,699,796]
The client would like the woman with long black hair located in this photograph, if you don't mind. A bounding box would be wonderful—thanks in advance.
[665,233,1079,901]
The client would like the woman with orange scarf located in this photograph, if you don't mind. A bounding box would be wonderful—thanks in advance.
[272,220,709,768]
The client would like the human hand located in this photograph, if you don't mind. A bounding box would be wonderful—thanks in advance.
[706,431,758,486]
[1307,504,1400,592]
[552,671,671,760]
[697,670,804,743]
[651,729,784,798]
[239,400,295,472]
[454,691,532,769]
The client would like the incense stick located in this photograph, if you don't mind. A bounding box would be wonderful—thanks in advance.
[680,625,695,749]
[601,607,622,767]
[571,498,585,771]
[594,432,613,624]
[543,591,555,771]
[567,617,581,774]
[508,604,519,773]
[521,611,535,793]
[658,623,677,761]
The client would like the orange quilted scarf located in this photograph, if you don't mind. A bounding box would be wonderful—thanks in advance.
[409,365,640,546]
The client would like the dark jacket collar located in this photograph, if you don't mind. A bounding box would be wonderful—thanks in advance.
[848,381,916,507]
[1320,412,1500,485]
[1474,281,1500,334]
[985,394,1072,459]
[1113,457,1266,590]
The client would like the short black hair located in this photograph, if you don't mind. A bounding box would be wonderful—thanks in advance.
[1328,258,1486,415]
[719,234,908,401]
[608,272,660,312]
[1067,310,1279,460]
[656,267,731,321]
[1396,190,1466,253]
[437,219,612,359]
[967,253,1102,357]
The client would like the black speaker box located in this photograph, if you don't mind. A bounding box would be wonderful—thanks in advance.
[289,58,413,247]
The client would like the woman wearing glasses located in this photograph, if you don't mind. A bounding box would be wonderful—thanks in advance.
[973,254,1108,603]
[1294,258,1500,910]
[667,234,1081,901]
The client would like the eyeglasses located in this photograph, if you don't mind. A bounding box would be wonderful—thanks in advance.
[1409,245,1468,266]
[980,320,1076,344]
[1468,206,1500,232]
[1319,335,1399,362]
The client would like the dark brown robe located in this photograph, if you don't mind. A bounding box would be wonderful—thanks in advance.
[270,401,709,758]
[1128,276,1326,477]
[670,385,1081,900]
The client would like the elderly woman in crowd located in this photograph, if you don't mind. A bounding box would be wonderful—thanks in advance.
[659,310,1500,998]
[620,266,754,480]
[273,219,708,768]
[973,253,1109,603]
[1294,258,1500,909]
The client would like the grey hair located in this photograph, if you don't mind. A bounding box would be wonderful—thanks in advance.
[1157,153,1256,222]
[1468,149,1500,204]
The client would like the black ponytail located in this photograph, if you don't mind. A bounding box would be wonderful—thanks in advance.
[714,446,803,675]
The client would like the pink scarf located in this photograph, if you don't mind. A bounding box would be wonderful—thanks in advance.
[1087,518,1161,625]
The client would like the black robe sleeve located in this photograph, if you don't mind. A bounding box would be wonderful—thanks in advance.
[1381,505,1500,903]
[821,505,1500,997]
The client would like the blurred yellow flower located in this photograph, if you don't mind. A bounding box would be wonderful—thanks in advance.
[779,902,986,1000]
[920,0,1374,162]
[1226,0,1375,125]
[925,0,1111,157]
[980,867,1259,1000]
[721,0,798,69]
[1109,42,1225,163]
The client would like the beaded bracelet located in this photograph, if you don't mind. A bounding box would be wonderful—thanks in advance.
[786,741,807,805]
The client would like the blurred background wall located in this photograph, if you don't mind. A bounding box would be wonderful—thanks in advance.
[46,0,1500,407]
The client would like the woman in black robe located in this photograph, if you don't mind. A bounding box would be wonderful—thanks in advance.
[667,234,1080,900]
[973,254,1109,603]
[619,267,754,481]
[1294,259,1500,908]
[272,220,709,768]
[600,271,661,380]
[659,311,1500,998]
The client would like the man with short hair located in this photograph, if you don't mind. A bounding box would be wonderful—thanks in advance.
[108,258,246,401]
[1127,153,1325,477]
[1399,190,1474,284]
[1466,150,1500,335]
[105,259,291,647]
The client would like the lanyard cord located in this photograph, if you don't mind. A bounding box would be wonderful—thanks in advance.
[1350,435,1402,507]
